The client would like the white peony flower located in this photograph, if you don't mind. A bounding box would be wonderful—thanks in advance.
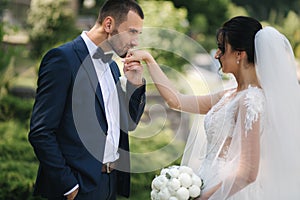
[179,166,194,175]
[152,175,168,190]
[157,174,169,184]
[168,188,177,196]
[169,196,179,200]
[168,178,181,191]
[178,173,192,188]
[151,190,159,200]
[152,177,160,191]
[192,174,203,188]
[169,167,180,178]
[151,178,156,190]
[176,187,189,200]
[189,185,201,198]
[160,168,169,176]
[158,188,171,200]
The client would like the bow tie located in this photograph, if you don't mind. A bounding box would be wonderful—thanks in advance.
[92,47,113,63]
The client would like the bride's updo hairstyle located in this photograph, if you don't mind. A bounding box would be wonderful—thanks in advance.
[216,16,262,64]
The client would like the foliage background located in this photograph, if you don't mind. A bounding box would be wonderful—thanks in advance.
[27,0,79,58]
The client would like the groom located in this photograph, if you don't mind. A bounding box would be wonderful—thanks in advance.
[28,0,146,199]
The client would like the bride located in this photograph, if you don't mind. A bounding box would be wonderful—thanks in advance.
[124,16,300,199]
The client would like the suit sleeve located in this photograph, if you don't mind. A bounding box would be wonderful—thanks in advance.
[125,79,146,131]
[28,48,78,195]
[109,61,146,131]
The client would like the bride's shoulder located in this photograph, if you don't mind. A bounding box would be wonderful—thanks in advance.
[241,86,265,104]
[239,86,265,132]
[240,86,265,115]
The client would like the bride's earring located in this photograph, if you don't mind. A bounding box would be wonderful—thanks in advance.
[237,51,241,64]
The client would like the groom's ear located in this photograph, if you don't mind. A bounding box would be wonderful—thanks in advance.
[103,16,115,33]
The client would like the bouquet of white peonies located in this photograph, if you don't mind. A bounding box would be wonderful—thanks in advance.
[151,165,204,200]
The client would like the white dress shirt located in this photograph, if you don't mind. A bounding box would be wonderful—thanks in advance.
[65,32,121,196]
[81,31,120,164]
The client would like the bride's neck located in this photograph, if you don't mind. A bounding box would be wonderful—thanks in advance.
[235,64,260,92]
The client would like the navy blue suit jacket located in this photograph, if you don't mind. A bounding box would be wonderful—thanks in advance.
[28,36,146,199]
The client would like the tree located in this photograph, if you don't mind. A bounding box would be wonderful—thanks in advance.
[168,0,230,51]
[171,0,229,35]
[281,11,300,58]
[0,22,15,98]
[27,0,79,58]
[138,0,192,71]
[231,0,300,22]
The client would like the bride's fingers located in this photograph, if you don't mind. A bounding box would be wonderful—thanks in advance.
[129,61,141,65]
[126,65,142,71]
[124,59,141,66]
[124,61,142,72]
[126,49,136,58]
[124,56,138,63]
[125,64,143,72]
[126,49,143,59]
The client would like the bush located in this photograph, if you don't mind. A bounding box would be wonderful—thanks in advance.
[27,0,79,58]
[0,161,42,200]
[0,120,42,200]
[0,22,17,97]
[0,22,11,73]
[0,94,33,122]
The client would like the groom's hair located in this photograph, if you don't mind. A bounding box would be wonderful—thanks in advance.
[216,16,262,64]
[97,0,144,27]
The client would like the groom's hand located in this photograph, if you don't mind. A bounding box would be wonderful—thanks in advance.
[123,60,144,86]
[66,187,79,200]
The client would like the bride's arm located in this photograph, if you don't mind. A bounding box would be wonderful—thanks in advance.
[199,99,261,199]
[227,107,261,196]
[124,50,223,114]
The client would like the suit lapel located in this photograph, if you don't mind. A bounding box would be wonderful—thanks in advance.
[72,36,106,114]
[109,61,121,84]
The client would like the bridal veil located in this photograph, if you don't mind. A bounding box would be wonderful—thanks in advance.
[253,26,300,199]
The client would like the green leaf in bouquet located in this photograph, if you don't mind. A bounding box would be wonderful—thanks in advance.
[165,172,171,179]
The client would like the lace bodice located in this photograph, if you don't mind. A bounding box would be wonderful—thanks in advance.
[204,86,264,160]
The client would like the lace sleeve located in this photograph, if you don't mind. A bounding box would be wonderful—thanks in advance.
[243,87,265,135]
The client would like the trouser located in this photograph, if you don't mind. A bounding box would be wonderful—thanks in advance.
[49,170,117,200]
[75,170,117,200]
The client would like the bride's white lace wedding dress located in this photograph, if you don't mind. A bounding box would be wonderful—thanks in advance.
[199,86,265,200]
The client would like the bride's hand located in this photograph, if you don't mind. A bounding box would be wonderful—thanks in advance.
[124,49,153,64]
[195,196,207,200]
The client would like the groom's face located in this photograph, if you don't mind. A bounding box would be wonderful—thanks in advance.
[108,10,143,58]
